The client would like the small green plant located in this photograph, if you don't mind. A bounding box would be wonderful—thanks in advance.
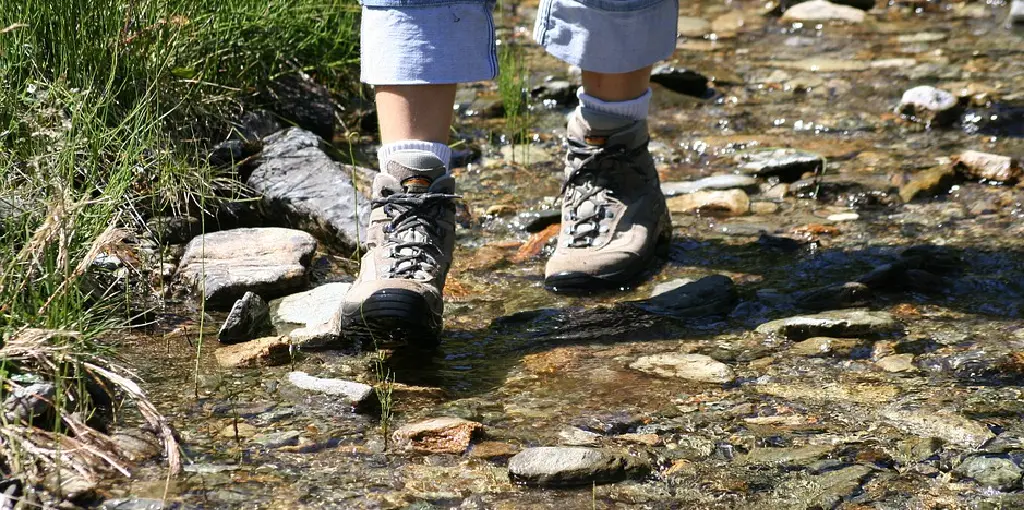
[496,39,531,163]
[373,350,396,448]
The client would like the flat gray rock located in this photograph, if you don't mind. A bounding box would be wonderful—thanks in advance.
[270,282,351,349]
[781,0,866,22]
[734,149,824,181]
[755,310,899,340]
[507,447,651,487]
[251,430,301,449]
[286,371,375,409]
[661,175,759,197]
[248,128,370,251]
[177,228,316,308]
[219,291,273,343]
[632,275,737,317]
[630,353,735,383]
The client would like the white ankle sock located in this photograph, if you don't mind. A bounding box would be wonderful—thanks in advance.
[577,87,652,122]
[377,141,452,171]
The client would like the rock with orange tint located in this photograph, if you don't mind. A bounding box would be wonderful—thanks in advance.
[215,336,291,368]
[513,223,560,263]
[522,347,583,374]
[469,441,520,459]
[393,417,483,454]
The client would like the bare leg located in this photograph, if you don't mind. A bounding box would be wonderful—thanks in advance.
[375,84,458,144]
[581,66,653,102]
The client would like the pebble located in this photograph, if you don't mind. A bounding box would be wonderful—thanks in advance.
[629,353,736,383]
[214,336,291,368]
[876,353,918,373]
[559,427,601,446]
[176,228,317,308]
[507,447,651,487]
[750,202,780,215]
[755,310,899,340]
[270,282,350,349]
[667,189,750,216]
[898,86,960,126]
[248,128,369,251]
[218,291,273,344]
[790,337,861,357]
[392,417,483,454]
[953,150,1021,184]
[955,456,1023,491]
[827,213,859,222]
[781,0,866,23]
[286,371,376,409]
[660,175,759,197]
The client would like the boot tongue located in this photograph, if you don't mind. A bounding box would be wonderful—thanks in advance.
[384,150,448,194]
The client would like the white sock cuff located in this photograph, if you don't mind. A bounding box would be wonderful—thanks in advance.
[377,141,452,170]
[577,86,653,121]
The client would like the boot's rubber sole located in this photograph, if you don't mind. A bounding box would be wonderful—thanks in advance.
[341,288,442,349]
[544,210,672,294]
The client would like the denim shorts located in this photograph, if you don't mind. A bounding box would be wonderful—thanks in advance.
[360,0,678,85]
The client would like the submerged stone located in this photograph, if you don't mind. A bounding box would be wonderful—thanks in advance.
[248,128,369,251]
[882,408,995,449]
[218,291,273,344]
[770,465,873,508]
[956,456,1023,491]
[269,282,350,349]
[790,337,861,358]
[393,417,483,454]
[176,228,316,308]
[876,353,918,373]
[794,282,872,311]
[632,275,738,317]
[661,175,759,197]
[755,310,899,340]
[251,430,302,449]
[630,353,735,383]
[899,167,958,202]
[286,371,376,410]
[739,445,832,467]
[508,447,651,487]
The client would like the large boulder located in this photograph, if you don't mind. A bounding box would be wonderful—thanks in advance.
[248,128,370,252]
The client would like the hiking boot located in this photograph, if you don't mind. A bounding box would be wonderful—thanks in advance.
[340,150,457,347]
[544,109,671,292]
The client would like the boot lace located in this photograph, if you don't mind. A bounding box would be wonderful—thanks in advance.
[560,139,646,247]
[374,192,458,281]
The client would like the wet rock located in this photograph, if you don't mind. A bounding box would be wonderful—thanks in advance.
[111,429,163,462]
[559,427,601,446]
[176,227,316,308]
[734,149,824,182]
[393,417,483,454]
[2,382,55,425]
[521,209,562,233]
[894,436,943,464]
[781,0,866,22]
[102,498,196,510]
[794,282,872,311]
[248,128,369,251]
[632,275,738,317]
[790,337,861,358]
[881,408,994,448]
[755,310,900,340]
[286,371,376,410]
[218,291,273,344]
[739,445,832,467]
[507,447,651,487]
[650,65,710,97]
[711,10,760,39]
[147,216,202,245]
[953,150,1020,184]
[661,175,759,197]
[485,204,516,217]
[750,202,780,215]
[219,422,257,438]
[1012,0,1024,24]
[876,353,918,373]
[269,282,350,349]
[531,79,577,107]
[469,441,520,459]
[667,189,749,216]
[573,412,644,435]
[630,353,735,383]
[214,336,291,368]
[650,278,694,298]
[677,16,711,38]
[955,456,1022,491]
[899,167,958,202]
[898,86,960,127]
[771,465,873,508]
[251,430,301,449]
[616,433,662,446]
